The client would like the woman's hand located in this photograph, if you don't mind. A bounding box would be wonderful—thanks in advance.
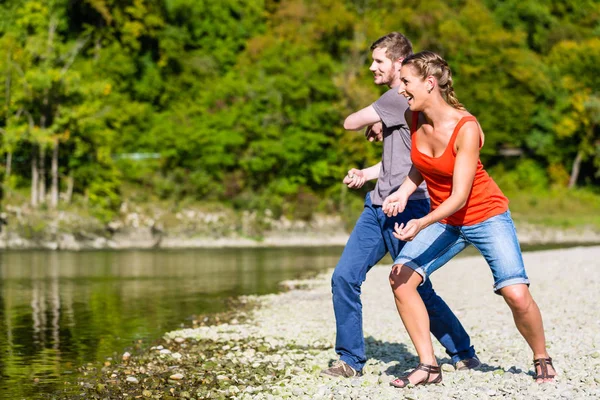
[343,168,366,189]
[392,219,424,241]
[382,191,408,217]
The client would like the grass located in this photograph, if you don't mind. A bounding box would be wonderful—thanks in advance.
[505,188,600,230]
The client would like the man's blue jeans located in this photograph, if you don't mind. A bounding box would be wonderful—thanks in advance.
[331,194,475,371]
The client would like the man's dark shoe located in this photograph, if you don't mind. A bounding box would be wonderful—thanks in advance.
[320,360,362,378]
[454,356,481,371]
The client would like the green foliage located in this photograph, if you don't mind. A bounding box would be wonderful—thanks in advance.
[82,163,122,222]
[490,159,549,195]
[0,0,598,222]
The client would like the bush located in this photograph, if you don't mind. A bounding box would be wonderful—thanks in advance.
[87,178,122,223]
[490,159,549,195]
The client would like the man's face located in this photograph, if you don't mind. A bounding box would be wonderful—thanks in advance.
[369,47,399,86]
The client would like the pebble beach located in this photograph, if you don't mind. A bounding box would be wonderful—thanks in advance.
[166,245,600,399]
[77,246,600,399]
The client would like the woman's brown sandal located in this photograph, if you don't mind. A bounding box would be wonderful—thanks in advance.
[390,363,443,388]
[533,357,555,381]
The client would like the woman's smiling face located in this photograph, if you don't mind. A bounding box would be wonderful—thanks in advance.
[398,64,428,111]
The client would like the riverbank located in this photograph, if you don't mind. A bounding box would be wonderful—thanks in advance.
[1,204,600,250]
[76,246,600,399]
[2,190,600,250]
[0,205,350,250]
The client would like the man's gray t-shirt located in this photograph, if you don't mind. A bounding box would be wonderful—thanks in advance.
[370,87,428,205]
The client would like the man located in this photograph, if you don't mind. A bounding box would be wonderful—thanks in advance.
[321,32,480,378]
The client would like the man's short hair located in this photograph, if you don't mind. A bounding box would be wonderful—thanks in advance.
[370,32,413,61]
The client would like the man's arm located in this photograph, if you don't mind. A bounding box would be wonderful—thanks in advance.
[358,162,381,181]
[343,105,381,130]
[381,166,423,216]
[343,162,381,189]
[404,108,413,131]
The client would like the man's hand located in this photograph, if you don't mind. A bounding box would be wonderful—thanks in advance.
[365,122,383,142]
[343,168,366,189]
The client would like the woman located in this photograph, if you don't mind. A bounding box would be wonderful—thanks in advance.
[382,51,555,388]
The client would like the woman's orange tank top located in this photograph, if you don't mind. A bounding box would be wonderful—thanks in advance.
[410,113,508,226]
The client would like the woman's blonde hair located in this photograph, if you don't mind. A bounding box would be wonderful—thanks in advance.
[402,51,465,110]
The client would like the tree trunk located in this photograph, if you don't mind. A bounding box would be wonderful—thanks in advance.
[5,151,11,179]
[31,150,38,207]
[568,150,583,189]
[5,53,10,103]
[94,37,102,60]
[4,52,11,186]
[38,146,46,205]
[65,171,73,204]
[39,85,48,205]
[35,18,55,207]
[50,138,59,209]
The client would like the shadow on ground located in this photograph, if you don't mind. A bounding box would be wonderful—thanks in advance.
[320,336,532,379]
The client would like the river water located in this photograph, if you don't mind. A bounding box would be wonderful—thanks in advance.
[0,247,345,399]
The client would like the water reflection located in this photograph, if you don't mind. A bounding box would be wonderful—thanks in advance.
[0,247,343,399]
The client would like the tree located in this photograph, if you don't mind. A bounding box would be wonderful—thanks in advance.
[545,38,600,188]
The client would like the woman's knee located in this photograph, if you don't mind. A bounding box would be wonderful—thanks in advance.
[389,264,420,293]
[500,284,534,312]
